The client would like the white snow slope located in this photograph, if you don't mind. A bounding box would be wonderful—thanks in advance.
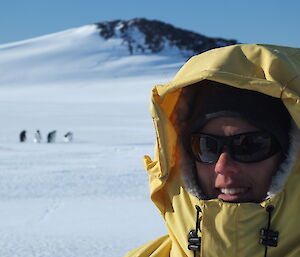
[0,24,186,256]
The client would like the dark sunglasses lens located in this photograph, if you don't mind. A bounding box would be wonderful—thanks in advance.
[191,132,279,164]
[191,135,220,163]
[232,133,274,162]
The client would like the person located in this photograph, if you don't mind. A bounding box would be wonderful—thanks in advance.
[125,44,300,257]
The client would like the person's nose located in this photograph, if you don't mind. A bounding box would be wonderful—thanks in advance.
[214,152,240,175]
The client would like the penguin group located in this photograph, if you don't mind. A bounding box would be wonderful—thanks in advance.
[19,130,73,143]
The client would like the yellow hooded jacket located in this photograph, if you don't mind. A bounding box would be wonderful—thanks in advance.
[125,44,300,257]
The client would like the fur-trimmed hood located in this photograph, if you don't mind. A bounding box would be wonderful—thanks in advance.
[125,44,300,257]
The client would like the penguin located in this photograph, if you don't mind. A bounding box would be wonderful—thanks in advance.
[47,130,57,143]
[19,130,27,142]
[64,131,73,143]
[33,130,42,143]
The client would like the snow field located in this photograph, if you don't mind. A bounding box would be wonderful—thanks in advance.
[0,83,170,256]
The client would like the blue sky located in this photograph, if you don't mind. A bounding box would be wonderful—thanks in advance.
[1,0,300,47]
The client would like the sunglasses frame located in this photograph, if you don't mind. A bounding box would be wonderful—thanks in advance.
[190,131,281,164]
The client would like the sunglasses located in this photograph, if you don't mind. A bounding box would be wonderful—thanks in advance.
[190,131,280,164]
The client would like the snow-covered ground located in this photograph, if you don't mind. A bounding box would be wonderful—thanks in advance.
[0,24,185,256]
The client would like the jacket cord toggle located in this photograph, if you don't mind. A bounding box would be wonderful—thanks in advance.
[259,205,279,257]
[188,205,202,257]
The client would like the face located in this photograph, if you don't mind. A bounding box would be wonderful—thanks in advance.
[195,117,282,203]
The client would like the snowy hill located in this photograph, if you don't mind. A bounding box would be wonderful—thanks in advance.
[0,24,180,87]
[0,18,237,88]
[0,19,237,257]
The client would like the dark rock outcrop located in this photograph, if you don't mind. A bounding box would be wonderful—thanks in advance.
[96,18,238,57]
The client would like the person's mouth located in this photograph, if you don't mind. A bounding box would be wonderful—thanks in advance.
[220,187,247,194]
[216,187,250,202]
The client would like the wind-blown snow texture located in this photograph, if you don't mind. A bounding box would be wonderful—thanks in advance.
[0,19,236,256]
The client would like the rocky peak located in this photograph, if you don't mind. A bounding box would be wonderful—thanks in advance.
[96,18,238,57]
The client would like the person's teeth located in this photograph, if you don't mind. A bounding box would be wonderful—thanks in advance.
[220,188,247,195]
